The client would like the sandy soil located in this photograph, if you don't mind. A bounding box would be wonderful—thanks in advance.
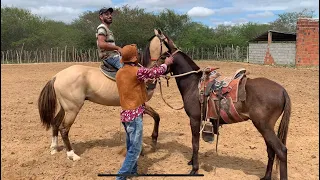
[1,61,319,180]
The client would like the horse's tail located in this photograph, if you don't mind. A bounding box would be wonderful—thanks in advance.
[38,77,65,130]
[276,89,291,166]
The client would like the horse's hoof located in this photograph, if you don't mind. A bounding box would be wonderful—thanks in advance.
[67,150,81,161]
[151,140,157,149]
[260,177,271,180]
[189,170,198,175]
[50,149,58,155]
[67,155,81,161]
[72,154,81,161]
[140,149,145,156]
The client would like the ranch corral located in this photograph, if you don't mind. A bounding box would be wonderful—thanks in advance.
[1,61,319,180]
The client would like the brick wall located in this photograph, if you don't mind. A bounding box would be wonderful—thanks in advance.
[296,18,319,66]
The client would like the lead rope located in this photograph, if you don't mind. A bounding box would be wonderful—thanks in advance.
[158,78,184,110]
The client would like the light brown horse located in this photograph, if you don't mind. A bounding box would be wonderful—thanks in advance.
[37,35,169,160]
[146,29,291,180]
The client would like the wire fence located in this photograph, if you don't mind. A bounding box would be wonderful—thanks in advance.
[1,45,248,64]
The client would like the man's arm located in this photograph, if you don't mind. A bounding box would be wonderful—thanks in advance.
[137,56,174,81]
[137,64,167,81]
[97,35,122,53]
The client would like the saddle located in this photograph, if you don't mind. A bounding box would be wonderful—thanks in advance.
[199,67,247,140]
[100,60,119,81]
[99,60,157,91]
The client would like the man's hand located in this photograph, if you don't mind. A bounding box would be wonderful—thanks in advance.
[164,56,174,65]
[117,47,122,55]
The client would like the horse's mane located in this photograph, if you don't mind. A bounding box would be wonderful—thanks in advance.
[178,51,200,71]
[142,40,152,67]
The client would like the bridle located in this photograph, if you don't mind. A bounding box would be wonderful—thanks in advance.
[149,33,206,111]
[147,34,186,110]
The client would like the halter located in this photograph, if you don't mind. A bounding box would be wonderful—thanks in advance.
[150,34,168,62]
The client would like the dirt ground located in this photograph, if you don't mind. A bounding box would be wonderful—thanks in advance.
[1,61,319,180]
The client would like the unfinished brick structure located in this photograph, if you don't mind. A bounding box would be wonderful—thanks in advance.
[248,31,296,65]
[295,18,319,66]
[249,18,319,66]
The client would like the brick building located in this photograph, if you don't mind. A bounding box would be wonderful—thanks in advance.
[248,18,319,66]
[296,18,319,66]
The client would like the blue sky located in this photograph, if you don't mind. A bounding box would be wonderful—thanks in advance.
[1,0,319,28]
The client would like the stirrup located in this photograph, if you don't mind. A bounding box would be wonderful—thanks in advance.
[202,121,214,134]
[201,121,214,143]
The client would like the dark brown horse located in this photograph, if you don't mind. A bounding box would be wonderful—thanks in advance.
[145,29,291,180]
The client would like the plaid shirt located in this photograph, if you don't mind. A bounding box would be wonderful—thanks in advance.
[120,64,167,122]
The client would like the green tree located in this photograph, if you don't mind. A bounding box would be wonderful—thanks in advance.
[1,7,43,50]
[270,8,315,32]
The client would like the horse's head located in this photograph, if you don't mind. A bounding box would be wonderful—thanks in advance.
[142,29,179,73]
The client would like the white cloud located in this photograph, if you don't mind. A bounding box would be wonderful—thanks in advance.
[234,18,249,23]
[211,18,248,27]
[187,7,214,17]
[214,7,243,15]
[247,11,274,18]
[1,0,113,23]
[1,0,319,24]
[29,6,83,23]
[121,0,213,12]
[232,0,319,11]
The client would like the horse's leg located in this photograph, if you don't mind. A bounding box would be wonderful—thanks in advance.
[253,123,287,180]
[50,126,59,154]
[59,111,81,161]
[261,141,276,180]
[188,117,201,174]
[262,129,287,180]
[144,104,160,148]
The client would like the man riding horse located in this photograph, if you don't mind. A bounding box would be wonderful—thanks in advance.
[96,7,123,70]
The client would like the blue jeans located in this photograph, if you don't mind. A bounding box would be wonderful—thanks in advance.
[104,55,123,70]
[116,115,143,180]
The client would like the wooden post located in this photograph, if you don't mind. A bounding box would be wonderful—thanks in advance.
[88,49,91,62]
[231,44,234,60]
[65,46,67,62]
[20,43,24,64]
[36,49,39,63]
[192,47,194,59]
[16,50,19,64]
[6,50,8,64]
[1,51,4,64]
[50,48,53,62]
[61,50,63,62]
[247,46,249,63]
[201,47,204,60]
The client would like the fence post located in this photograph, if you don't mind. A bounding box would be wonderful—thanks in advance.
[20,43,24,64]
[1,51,4,64]
[201,47,204,60]
[246,46,249,63]
[192,47,194,59]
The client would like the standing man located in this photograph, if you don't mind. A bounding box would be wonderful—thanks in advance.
[115,44,173,179]
[96,7,123,70]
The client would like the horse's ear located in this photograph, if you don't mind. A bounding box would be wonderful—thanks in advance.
[154,29,159,35]
[158,29,162,35]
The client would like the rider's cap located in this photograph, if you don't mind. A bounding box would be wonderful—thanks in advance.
[99,7,113,15]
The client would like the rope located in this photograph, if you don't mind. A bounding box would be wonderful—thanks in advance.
[160,69,202,79]
[158,78,184,110]
[157,67,210,110]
